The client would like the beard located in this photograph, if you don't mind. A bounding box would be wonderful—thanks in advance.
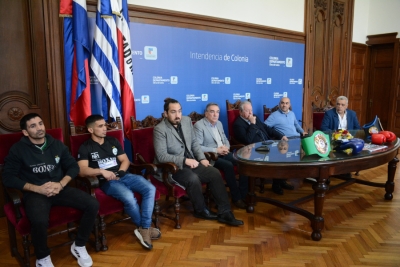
[168,117,181,126]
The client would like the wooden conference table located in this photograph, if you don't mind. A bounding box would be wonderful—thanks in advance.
[234,131,400,241]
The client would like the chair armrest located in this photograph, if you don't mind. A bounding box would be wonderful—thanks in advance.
[4,187,23,220]
[230,144,244,152]
[129,162,157,176]
[75,176,99,197]
[204,152,218,161]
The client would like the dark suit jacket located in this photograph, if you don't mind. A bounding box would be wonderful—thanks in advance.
[233,116,284,145]
[320,108,361,131]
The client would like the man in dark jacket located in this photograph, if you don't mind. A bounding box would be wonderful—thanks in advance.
[233,100,293,195]
[3,113,99,267]
[320,96,361,131]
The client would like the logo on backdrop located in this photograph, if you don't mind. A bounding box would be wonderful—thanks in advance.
[289,78,302,85]
[211,77,230,84]
[269,56,286,67]
[141,95,150,104]
[233,93,246,100]
[144,46,157,60]
[153,76,177,84]
[256,78,272,85]
[245,93,251,99]
[186,94,202,102]
[202,94,208,101]
[171,76,178,84]
[286,57,293,67]
[273,92,288,98]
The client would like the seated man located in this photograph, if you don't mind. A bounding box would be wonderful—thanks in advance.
[77,115,160,250]
[233,100,293,195]
[3,113,99,267]
[320,96,361,131]
[153,98,243,226]
[265,97,307,138]
[194,102,248,209]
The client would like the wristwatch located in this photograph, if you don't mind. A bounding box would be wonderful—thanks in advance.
[301,131,331,157]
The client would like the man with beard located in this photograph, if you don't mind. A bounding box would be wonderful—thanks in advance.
[153,98,243,226]
[3,113,99,267]
[77,115,160,250]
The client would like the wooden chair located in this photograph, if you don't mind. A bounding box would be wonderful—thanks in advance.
[188,111,204,125]
[69,118,160,251]
[130,115,212,229]
[226,99,249,145]
[312,103,333,131]
[0,129,86,267]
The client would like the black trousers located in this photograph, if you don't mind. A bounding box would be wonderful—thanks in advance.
[24,186,99,259]
[214,152,248,202]
[172,164,231,214]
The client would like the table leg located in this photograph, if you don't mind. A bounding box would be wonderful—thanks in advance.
[385,156,398,200]
[311,167,329,241]
[246,176,256,213]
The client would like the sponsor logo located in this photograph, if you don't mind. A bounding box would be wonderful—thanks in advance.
[142,95,149,104]
[32,164,55,174]
[55,155,60,164]
[186,94,202,102]
[283,92,288,97]
[91,152,100,160]
[269,56,286,67]
[144,46,157,60]
[202,94,208,101]
[289,78,303,84]
[233,93,246,100]
[171,76,178,84]
[245,93,251,99]
[273,92,285,98]
[225,77,231,84]
[267,78,272,84]
[286,57,293,67]
[112,146,118,156]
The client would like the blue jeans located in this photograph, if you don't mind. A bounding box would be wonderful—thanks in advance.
[101,173,155,228]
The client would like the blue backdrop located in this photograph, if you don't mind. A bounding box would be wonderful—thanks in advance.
[88,19,305,137]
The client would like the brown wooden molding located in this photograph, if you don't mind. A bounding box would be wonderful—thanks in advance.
[366,32,398,45]
[86,1,305,43]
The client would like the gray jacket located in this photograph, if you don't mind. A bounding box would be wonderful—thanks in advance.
[193,117,230,153]
[153,116,206,170]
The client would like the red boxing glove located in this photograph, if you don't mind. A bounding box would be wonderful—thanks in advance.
[379,131,396,142]
[371,133,386,145]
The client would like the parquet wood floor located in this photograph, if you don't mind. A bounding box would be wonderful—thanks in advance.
[1,162,400,266]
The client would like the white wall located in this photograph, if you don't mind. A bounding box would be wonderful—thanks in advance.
[128,0,400,44]
[128,0,305,33]
[367,0,400,37]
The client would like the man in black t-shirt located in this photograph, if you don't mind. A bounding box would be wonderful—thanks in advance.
[77,115,159,250]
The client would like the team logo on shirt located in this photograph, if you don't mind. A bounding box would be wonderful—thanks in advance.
[91,152,100,160]
[55,155,60,164]
[112,146,117,156]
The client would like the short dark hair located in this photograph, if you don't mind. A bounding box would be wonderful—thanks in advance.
[20,113,42,130]
[205,102,219,112]
[163,97,180,112]
[85,114,105,127]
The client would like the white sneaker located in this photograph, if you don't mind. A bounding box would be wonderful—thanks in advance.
[36,255,54,267]
[71,242,93,267]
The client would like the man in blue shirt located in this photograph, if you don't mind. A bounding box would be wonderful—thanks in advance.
[265,97,307,194]
[265,97,307,138]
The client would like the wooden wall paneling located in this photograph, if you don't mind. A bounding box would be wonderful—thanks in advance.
[391,39,400,134]
[349,43,368,125]
[366,33,399,133]
[305,0,354,132]
[0,0,51,134]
